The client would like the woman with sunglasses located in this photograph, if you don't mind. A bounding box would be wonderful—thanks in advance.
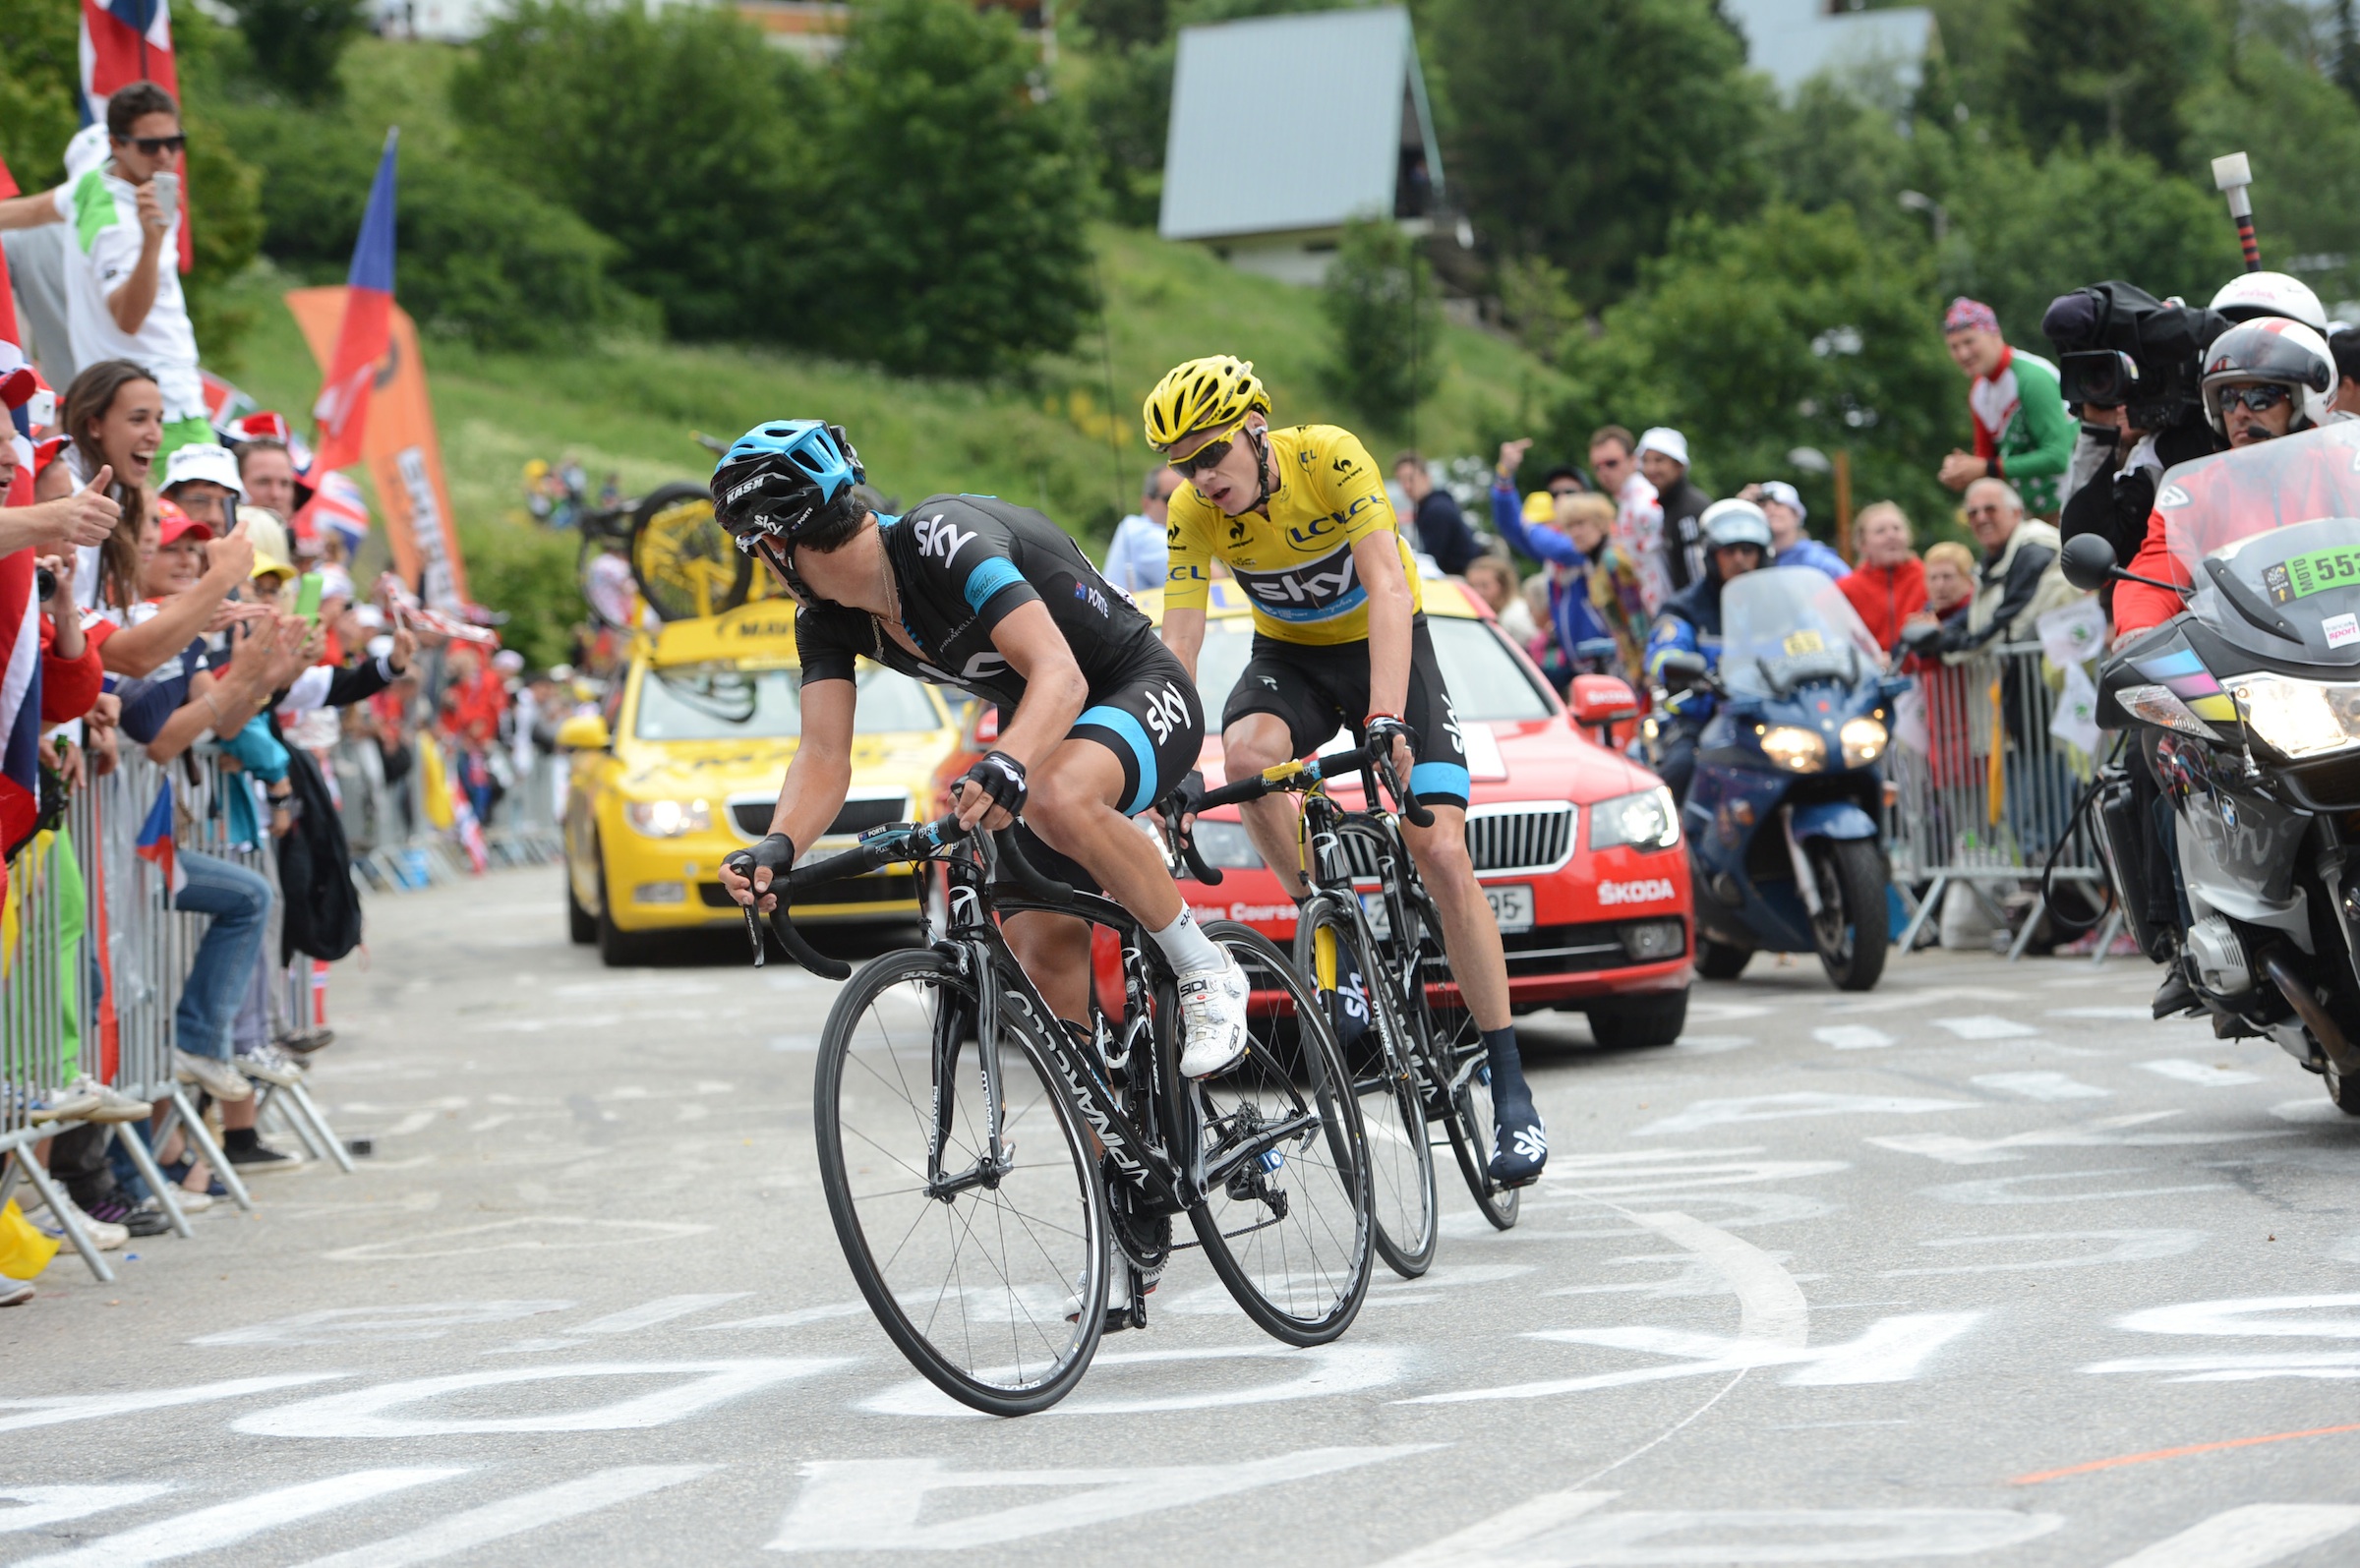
[0,82,208,462]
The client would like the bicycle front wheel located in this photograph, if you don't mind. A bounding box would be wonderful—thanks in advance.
[1187,921,1374,1345]
[1295,896,1436,1278]
[814,948,1108,1416]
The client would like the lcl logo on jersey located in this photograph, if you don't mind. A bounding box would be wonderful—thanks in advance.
[1140,681,1191,745]
[914,514,976,568]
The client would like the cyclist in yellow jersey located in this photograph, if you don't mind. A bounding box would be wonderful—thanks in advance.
[1147,356,1547,1186]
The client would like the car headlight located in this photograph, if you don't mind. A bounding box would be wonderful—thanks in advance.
[1758,726,1826,772]
[623,798,711,838]
[1189,820,1266,871]
[1591,785,1681,852]
[1839,718,1888,769]
[2230,674,2360,758]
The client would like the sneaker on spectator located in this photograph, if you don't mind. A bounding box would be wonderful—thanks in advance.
[175,1050,255,1102]
[65,1077,150,1124]
[225,1140,303,1173]
[237,1046,304,1087]
[29,1083,102,1124]
[25,1189,129,1250]
[278,1027,336,1056]
[0,1275,31,1307]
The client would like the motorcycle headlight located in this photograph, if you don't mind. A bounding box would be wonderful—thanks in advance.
[1189,820,1266,871]
[1758,726,1826,772]
[623,797,711,838]
[1839,718,1889,769]
[1591,785,1681,852]
[2230,674,2360,758]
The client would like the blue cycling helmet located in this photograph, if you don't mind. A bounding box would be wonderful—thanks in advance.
[710,420,866,554]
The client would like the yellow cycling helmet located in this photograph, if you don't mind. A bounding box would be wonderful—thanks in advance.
[1141,355,1271,450]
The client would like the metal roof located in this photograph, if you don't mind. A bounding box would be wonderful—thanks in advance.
[1158,7,1441,244]
[1723,0,1938,92]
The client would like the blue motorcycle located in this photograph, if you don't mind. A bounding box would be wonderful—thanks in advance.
[1654,570,1909,990]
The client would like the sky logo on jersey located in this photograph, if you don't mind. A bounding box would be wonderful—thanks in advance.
[914,514,975,568]
[1235,545,1364,620]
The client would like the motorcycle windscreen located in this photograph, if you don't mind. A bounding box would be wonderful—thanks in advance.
[1718,568,1886,699]
[2157,421,2360,666]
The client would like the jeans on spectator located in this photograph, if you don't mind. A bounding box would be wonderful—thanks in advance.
[173,851,272,1063]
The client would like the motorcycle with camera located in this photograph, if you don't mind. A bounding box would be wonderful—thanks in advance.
[2067,422,2360,1110]
[1654,570,1910,990]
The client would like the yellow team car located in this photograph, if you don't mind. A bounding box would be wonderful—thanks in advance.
[559,601,961,965]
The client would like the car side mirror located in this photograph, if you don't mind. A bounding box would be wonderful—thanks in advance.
[1568,673,1640,727]
[556,714,611,751]
[1655,651,1710,690]
[2060,532,2119,594]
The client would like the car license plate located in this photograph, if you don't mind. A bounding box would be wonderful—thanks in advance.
[1486,884,1535,933]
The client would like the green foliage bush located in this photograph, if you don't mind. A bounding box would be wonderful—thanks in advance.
[1318,218,1444,438]
[223,0,370,105]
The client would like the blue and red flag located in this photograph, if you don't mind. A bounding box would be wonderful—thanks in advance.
[0,553,39,864]
[78,0,192,273]
[309,130,398,480]
[133,777,183,895]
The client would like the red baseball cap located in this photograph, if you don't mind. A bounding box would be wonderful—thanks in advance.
[155,497,214,546]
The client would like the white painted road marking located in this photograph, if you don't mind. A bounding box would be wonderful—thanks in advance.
[1377,1495,2060,1565]
[575,1294,752,1334]
[1973,1071,2111,1101]
[2141,1059,2263,1086]
[2102,1504,2360,1568]
[1882,1230,2206,1277]
[234,1360,853,1437]
[1637,1093,1968,1135]
[1923,1168,2232,1204]
[1813,1025,1896,1050]
[191,1301,574,1347]
[0,1374,350,1435]
[287,1466,715,1568]
[1871,1111,2293,1165]
[1375,1491,1620,1567]
[0,1486,175,1535]
[768,1447,1434,1550]
[322,1217,713,1262]
[12,1470,467,1568]
[859,1343,1411,1418]
[1933,1015,2040,1039]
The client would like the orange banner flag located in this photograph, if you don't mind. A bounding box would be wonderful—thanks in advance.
[283,286,471,610]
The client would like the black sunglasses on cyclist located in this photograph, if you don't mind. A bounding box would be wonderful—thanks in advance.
[124,134,186,155]
[1167,427,1240,480]
[2215,383,2290,415]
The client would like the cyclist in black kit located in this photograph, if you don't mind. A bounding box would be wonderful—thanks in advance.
[710,419,1251,1075]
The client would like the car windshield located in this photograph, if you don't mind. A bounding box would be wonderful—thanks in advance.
[1194,614,1555,724]
[2158,421,2360,662]
[1719,569,1882,698]
[633,661,939,741]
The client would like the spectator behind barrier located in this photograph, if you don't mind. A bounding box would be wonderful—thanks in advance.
[1636,427,1712,596]
[160,442,246,538]
[1462,553,1539,645]
[1103,465,1180,595]
[1487,438,1648,683]
[41,359,160,615]
[1837,501,1926,653]
[1391,448,1482,575]
[1938,297,2075,516]
[2330,325,2360,417]
[1748,481,1850,579]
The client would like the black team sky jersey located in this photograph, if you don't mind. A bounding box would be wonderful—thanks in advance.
[795,495,1161,709]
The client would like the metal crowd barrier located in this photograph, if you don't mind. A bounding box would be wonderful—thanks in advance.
[0,741,369,1284]
[1883,639,2114,961]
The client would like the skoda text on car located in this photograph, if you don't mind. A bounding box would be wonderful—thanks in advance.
[935,577,1695,1044]
[560,601,960,965]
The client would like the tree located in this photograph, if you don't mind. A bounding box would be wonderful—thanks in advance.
[2338,0,2360,106]
[452,0,828,343]
[225,0,369,104]
[814,0,1097,378]
[1318,218,1445,438]
[1548,203,1956,534]
[1426,0,1768,303]
[1991,0,2219,166]
[2185,39,2360,310]
[0,0,78,184]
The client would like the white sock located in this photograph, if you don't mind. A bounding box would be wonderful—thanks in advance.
[1148,908,1224,976]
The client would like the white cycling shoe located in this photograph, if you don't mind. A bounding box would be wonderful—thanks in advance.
[1175,955,1251,1078]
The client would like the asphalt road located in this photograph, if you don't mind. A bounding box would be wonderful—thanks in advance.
[8,866,2360,1567]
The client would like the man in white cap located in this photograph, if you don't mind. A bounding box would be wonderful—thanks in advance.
[1747,480,1851,579]
[160,442,246,537]
[1636,427,1712,594]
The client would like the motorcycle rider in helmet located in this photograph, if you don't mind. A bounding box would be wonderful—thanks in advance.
[708,420,1253,1080]
[1644,498,1774,803]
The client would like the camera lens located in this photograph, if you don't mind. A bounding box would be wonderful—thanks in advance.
[34,567,57,602]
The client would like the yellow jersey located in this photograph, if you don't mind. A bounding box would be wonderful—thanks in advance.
[1164,424,1423,646]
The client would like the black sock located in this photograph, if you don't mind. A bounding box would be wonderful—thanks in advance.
[224,1128,260,1153]
[1482,1025,1532,1109]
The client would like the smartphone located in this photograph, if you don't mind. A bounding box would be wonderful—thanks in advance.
[148,171,180,222]
[294,571,324,621]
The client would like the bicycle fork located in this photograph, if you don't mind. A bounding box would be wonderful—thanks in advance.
[923,944,1015,1202]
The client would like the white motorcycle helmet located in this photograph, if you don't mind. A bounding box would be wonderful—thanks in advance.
[1699,497,1774,555]
[2211,271,2329,332]
[2199,318,2336,436]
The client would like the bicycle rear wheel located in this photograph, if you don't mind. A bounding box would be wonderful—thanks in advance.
[814,948,1108,1416]
[1187,922,1374,1345]
[1295,896,1435,1278]
[1402,889,1521,1231]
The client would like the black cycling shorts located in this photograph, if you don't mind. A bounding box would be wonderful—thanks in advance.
[1000,641,1205,897]
[1218,615,1471,810]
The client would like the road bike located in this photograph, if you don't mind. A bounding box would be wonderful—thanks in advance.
[1181,742,1520,1280]
[748,810,1374,1416]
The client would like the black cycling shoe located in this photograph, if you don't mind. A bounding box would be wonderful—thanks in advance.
[1488,1097,1548,1188]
